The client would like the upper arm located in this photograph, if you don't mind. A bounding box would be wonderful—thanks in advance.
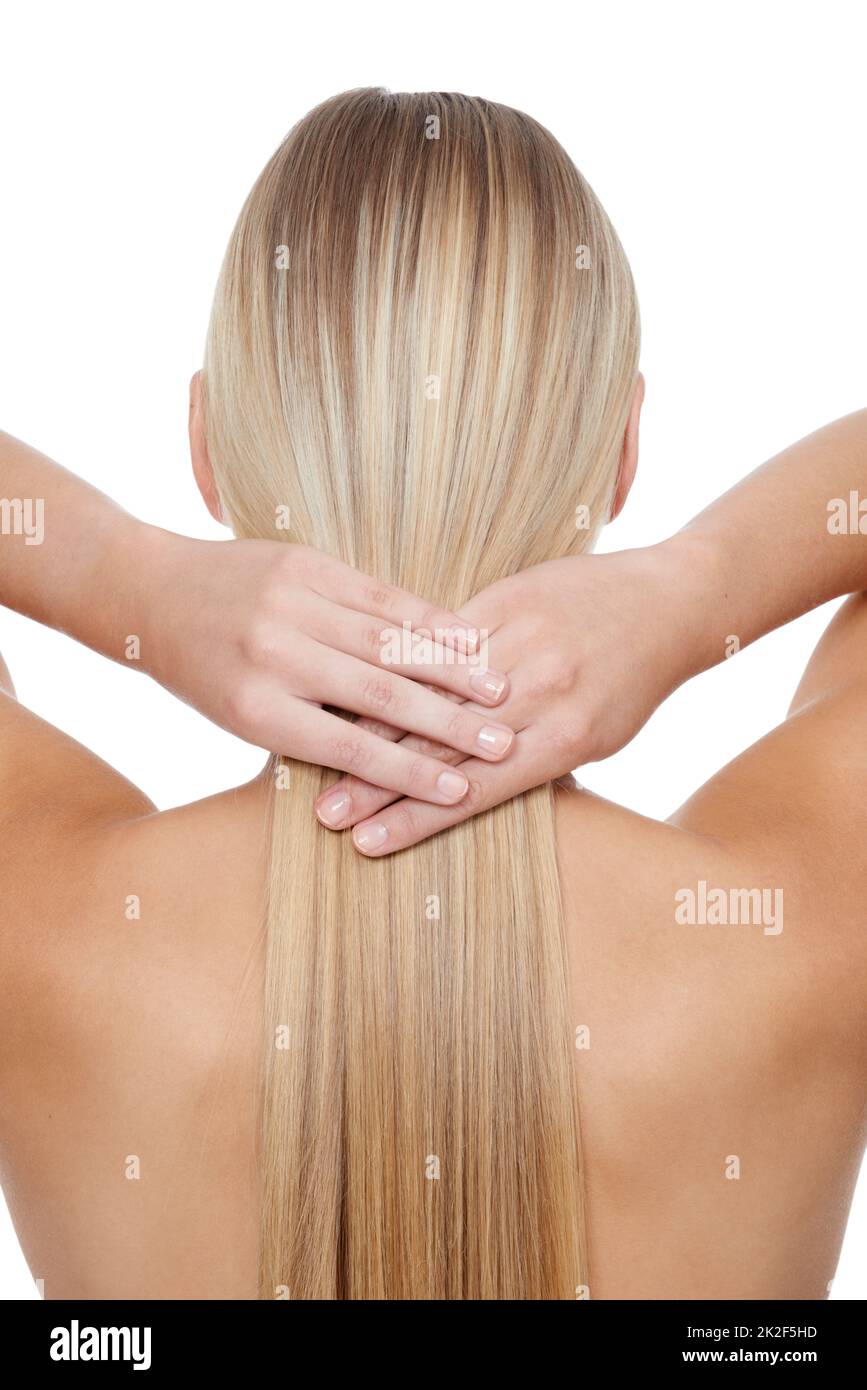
[669,593,867,894]
[0,670,155,987]
[0,683,154,837]
[787,591,867,717]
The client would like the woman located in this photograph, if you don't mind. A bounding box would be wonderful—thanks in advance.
[0,88,864,1300]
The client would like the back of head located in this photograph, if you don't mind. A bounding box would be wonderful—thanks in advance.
[203,87,639,1298]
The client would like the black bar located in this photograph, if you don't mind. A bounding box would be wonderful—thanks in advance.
[4,1297,861,1376]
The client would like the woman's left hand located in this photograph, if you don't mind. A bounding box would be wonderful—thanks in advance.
[314,541,706,853]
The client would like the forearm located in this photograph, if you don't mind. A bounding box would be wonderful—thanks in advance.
[659,408,867,680]
[0,430,159,665]
[0,431,516,804]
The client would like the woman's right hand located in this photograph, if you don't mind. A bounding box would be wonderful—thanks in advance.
[312,543,704,847]
[139,529,515,803]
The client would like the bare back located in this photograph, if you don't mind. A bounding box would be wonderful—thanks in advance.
[1,598,865,1299]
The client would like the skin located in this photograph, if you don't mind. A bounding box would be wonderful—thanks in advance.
[319,408,867,855]
[0,406,866,1298]
[0,428,518,809]
[0,591,865,1298]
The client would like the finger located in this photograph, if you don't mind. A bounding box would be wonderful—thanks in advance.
[309,648,517,764]
[283,702,476,805]
[315,726,465,828]
[314,677,542,828]
[348,731,551,856]
[313,555,484,653]
[308,599,510,704]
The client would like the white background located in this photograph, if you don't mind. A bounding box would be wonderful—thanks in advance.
[0,0,864,1299]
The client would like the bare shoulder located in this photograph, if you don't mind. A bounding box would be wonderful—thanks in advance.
[0,681,269,1298]
[669,593,867,964]
[0,678,270,1087]
[555,587,867,1062]
[0,686,155,988]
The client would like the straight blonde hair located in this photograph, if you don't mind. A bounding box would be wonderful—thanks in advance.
[202,88,639,1298]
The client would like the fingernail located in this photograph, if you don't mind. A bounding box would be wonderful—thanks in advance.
[469,668,506,702]
[316,789,351,827]
[436,769,469,802]
[353,821,389,852]
[476,724,513,757]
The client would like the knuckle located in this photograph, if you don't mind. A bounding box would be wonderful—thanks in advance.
[445,706,471,744]
[242,617,280,665]
[361,677,399,714]
[461,776,487,813]
[358,716,397,739]
[410,736,455,761]
[331,735,368,774]
[404,755,431,793]
[365,582,396,612]
[393,801,422,839]
[526,656,576,702]
[417,604,442,636]
[364,621,388,658]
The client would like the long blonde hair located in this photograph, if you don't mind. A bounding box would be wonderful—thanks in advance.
[202,88,639,1298]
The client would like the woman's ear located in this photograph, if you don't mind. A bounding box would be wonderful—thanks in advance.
[610,371,645,522]
[188,370,226,525]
